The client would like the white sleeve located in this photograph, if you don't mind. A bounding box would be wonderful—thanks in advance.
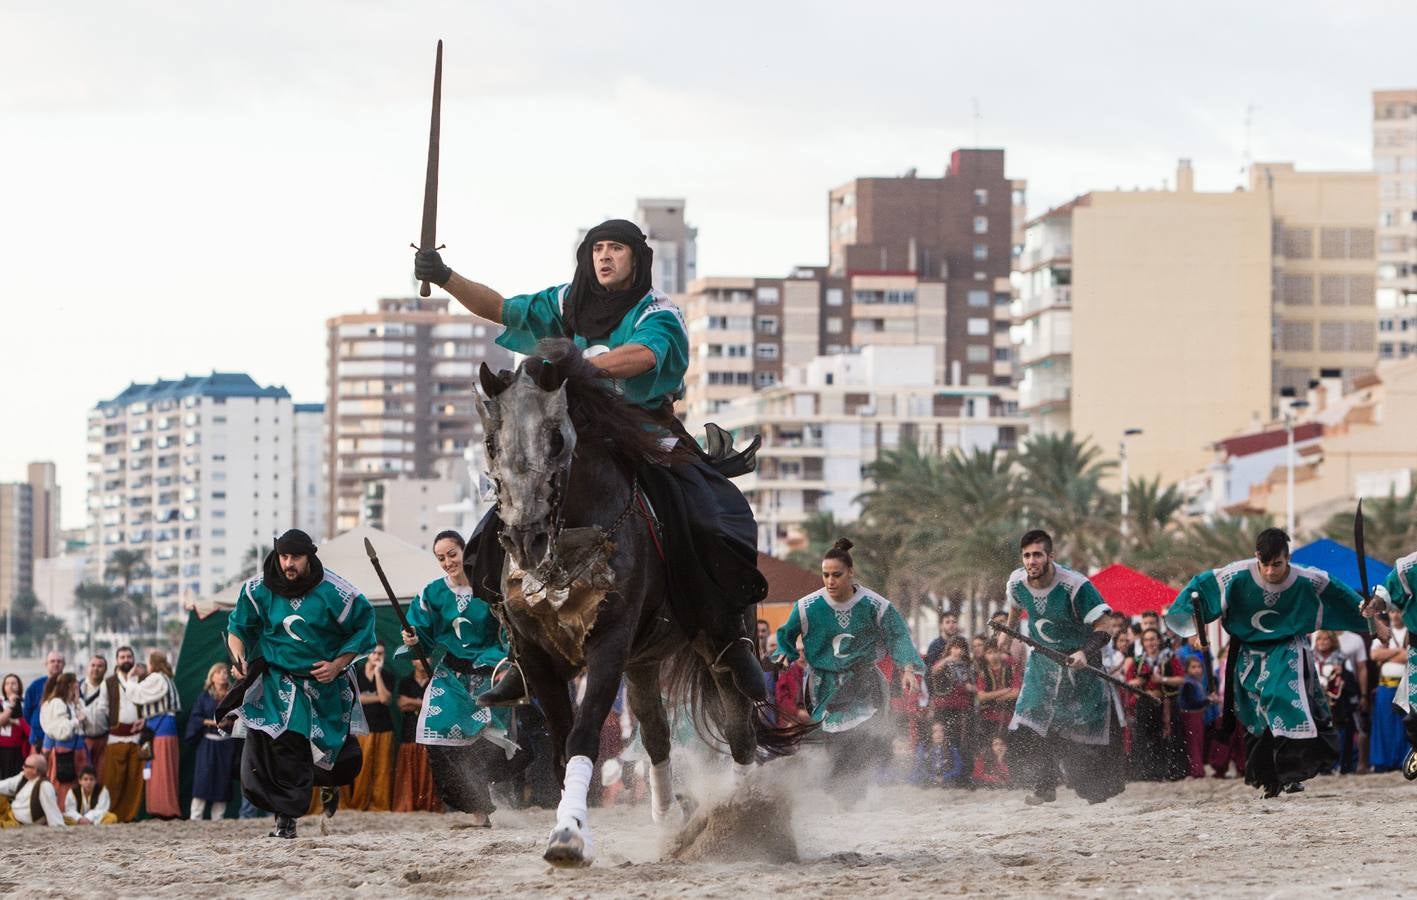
[89,788,111,823]
[0,773,21,797]
[125,674,168,704]
[40,782,66,827]
[40,700,78,742]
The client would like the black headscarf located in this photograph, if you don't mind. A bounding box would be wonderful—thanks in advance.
[262,529,324,599]
[562,219,654,342]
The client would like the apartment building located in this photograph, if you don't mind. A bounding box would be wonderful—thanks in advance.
[636,198,698,295]
[1374,90,1417,360]
[292,403,326,541]
[326,297,512,536]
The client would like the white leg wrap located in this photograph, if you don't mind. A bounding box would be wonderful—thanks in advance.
[211,801,227,820]
[189,798,206,820]
[556,755,594,829]
[732,761,755,789]
[649,759,674,822]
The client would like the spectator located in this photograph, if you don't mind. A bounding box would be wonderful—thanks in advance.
[1207,642,1246,779]
[913,720,962,787]
[1334,627,1372,774]
[64,766,117,825]
[126,651,181,819]
[975,642,1019,739]
[970,635,988,666]
[775,637,812,725]
[344,643,394,811]
[0,753,65,827]
[1103,629,1132,677]
[39,672,89,807]
[24,651,63,751]
[972,735,1011,787]
[1312,630,1360,773]
[1176,656,1218,778]
[922,611,961,672]
[186,662,240,820]
[929,635,976,787]
[79,655,107,774]
[0,674,29,779]
[93,646,145,823]
[756,618,778,708]
[1369,610,1410,773]
[1133,611,1170,653]
[393,659,441,813]
[1125,627,1187,781]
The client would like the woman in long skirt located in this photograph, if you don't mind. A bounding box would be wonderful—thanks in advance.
[0,674,30,779]
[392,660,442,812]
[126,651,182,818]
[186,663,240,820]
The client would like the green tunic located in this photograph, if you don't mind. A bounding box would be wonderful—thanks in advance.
[1380,550,1417,713]
[398,576,517,754]
[497,284,689,409]
[226,570,377,769]
[1005,564,1116,745]
[1166,559,1369,739]
[773,585,924,733]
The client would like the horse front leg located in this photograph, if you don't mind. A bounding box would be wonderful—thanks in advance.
[625,661,678,823]
[543,633,631,868]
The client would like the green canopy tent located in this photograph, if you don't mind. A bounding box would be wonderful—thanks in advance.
[173,526,441,818]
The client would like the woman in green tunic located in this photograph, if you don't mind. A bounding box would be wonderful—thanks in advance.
[399,530,523,825]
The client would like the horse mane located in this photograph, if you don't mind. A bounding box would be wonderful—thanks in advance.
[525,337,687,467]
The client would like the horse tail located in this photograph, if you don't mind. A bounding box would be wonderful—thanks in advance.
[663,643,816,759]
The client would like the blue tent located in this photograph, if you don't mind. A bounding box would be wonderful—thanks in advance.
[1291,537,1392,591]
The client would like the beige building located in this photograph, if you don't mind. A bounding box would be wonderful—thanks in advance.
[1254,162,1378,396]
[1374,90,1417,360]
[1067,163,1273,488]
[360,476,461,549]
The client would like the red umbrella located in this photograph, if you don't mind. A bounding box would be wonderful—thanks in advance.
[1090,564,1178,617]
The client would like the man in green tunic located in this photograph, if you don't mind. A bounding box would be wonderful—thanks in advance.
[226,529,377,838]
[414,221,767,705]
[1165,527,1373,798]
[1002,529,1124,805]
[1370,548,1417,779]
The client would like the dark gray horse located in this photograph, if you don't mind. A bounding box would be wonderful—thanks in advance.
[475,338,798,867]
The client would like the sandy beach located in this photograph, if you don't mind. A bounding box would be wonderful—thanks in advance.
[7,768,1415,898]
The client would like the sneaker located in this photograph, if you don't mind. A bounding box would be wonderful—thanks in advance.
[268,815,297,839]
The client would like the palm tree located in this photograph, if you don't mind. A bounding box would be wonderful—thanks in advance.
[1320,488,1417,564]
[1014,432,1118,571]
[74,581,118,657]
[104,548,151,637]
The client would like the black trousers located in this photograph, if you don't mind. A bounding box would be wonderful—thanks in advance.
[241,729,363,819]
[1006,720,1125,803]
[427,741,532,816]
[1244,728,1340,793]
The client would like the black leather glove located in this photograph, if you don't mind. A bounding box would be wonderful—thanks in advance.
[414,248,453,286]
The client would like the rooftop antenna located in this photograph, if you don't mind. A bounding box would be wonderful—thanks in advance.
[972,97,982,147]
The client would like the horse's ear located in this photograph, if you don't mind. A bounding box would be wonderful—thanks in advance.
[479,362,507,398]
[534,359,567,393]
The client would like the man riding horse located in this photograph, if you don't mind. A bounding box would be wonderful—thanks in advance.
[414,220,767,705]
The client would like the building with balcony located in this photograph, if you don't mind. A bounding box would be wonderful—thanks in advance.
[1012,197,1082,434]
[710,345,1025,554]
[85,373,295,606]
[292,403,326,541]
[1374,90,1417,360]
[325,297,512,536]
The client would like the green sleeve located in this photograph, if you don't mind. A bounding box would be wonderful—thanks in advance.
[1074,580,1111,626]
[773,604,803,664]
[335,594,379,660]
[496,285,566,355]
[226,583,262,652]
[1164,571,1222,638]
[619,307,689,407]
[393,589,439,659]
[1318,577,1371,634]
[882,604,925,671]
[1383,565,1414,614]
[470,603,508,669]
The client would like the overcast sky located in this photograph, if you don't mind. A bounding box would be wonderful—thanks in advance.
[3,1,1415,526]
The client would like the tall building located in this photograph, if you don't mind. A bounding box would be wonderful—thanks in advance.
[326,297,512,536]
[712,345,1025,554]
[361,476,460,547]
[292,403,326,541]
[1253,162,1379,395]
[1013,161,1273,487]
[828,148,1022,387]
[0,462,62,614]
[636,198,698,294]
[86,373,294,605]
[1373,90,1417,360]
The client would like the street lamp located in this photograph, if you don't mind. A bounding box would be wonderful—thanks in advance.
[1120,428,1143,541]
[1285,400,1310,535]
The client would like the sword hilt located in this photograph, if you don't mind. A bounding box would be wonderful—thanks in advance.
[410,242,447,298]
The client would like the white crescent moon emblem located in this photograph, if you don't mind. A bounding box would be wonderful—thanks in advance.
[832,633,853,658]
[1250,609,1278,634]
[452,617,472,641]
[281,614,307,642]
[1034,618,1058,643]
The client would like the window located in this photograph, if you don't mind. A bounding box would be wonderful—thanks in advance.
[826,288,844,306]
[726,344,748,358]
[973,216,988,234]
[966,345,991,363]
[757,316,779,335]
[994,347,1012,362]
[973,243,988,261]
[826,317,843,334]
[756,286,780,304]
[973,189,988,206]
[756,344,779,359]
[967,318,990,336]
[755,372,777,387]
[967,289,989,308]
[706,343,723,357]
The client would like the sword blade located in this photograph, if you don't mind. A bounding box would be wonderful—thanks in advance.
[1354,499,1370,598]
[417,39,443,298]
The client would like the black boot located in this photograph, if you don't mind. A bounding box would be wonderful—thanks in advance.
[269,815,297,839]
[713,638,767,703]
[477,665,528,708]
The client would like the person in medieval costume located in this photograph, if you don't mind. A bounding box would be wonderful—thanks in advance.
[1165,527,1374,798]
[398,530,527,826]
[225,529,376,838]
[414,222,767,706]
[1366,548,1417,780]
[772,539,923,799]
[1001,529,1125,806]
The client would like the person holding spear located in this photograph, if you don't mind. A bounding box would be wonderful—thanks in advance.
[998,529,1127,806]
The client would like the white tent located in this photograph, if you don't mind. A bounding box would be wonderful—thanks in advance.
[190,526,438,615]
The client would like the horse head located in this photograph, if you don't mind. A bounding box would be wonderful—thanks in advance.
[476,357,578,571]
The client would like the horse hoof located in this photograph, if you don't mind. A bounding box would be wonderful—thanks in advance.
[544,826,593,868]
